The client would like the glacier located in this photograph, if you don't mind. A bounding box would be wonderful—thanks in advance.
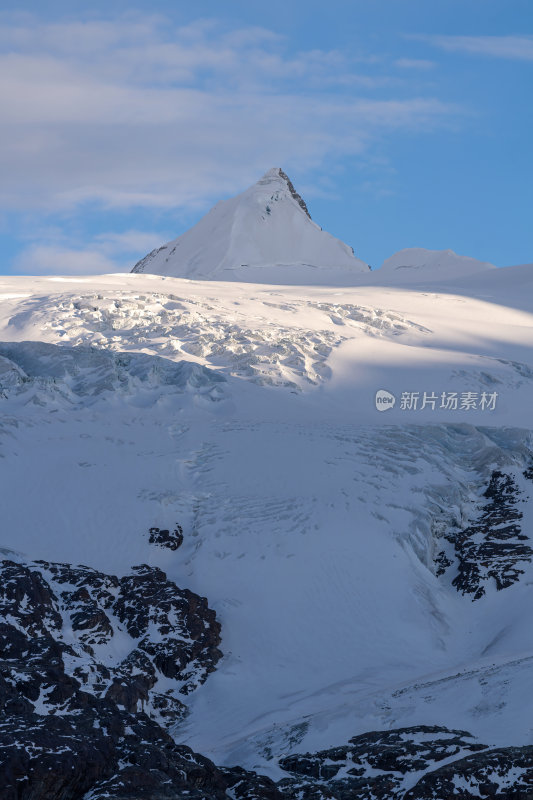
[1,171,533,798]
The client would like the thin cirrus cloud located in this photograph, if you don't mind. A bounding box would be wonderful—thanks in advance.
[0,14,462,216]
[413,34,533,61]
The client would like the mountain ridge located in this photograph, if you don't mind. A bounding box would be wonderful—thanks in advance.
[129,168,527,286]
[132,167,370,282]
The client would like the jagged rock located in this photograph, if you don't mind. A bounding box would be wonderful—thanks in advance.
[435,549,452,576]
[404,744,533,798]
[0,556,290,800]
[276,726,533,799]
[114,564,221,693]
[277,168,311,219]
[104,649,158,714]
[439,471,533,599]
[278,726,488,799]
[39,560,119,648]
[0,558,220,725]
[5,553,533,798]
[0,557,248,799]
[0,559,63,634]
[0,710,116,800]
[0,699,277,800]
[148,523,184,551]
[0,702,283,800]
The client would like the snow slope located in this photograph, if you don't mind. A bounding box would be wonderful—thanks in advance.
[131,168,369,283]
[379,248,496,282]
[128,169,513,291]
[1,268,533,785]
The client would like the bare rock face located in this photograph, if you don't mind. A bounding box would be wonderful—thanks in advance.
[0,555,287,799]
[3,555,533,798]
[277,168,311,219]
[435,470,533,599]
[277,727,533,799]
[0,701,277,800]
[30,559,221,711]
[0,557,242,799]
[278,726,488,799]
[114,565,221,693]
[148,524,184,551]
[404,745,533,799]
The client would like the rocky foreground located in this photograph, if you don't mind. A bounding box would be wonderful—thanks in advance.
[2,550,533,799]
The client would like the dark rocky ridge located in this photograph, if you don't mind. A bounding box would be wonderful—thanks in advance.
[403,745,533,799]
[277,727,533,799]
[3,506,533,797]
[277,168,311,219]
[148,523,184,551]
[0,555,287,799]
[278,726,487,799]
[435,469,533,599]
[0,557,221,728]
[524,461,533,482]
[0,694,284,800]
[0,552,213,799]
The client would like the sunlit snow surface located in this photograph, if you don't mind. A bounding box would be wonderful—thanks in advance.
[131,168,370,281]
[1,270,533,776]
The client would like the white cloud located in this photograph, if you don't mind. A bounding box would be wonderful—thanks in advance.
[412,34,533,61]
[12,229,168,275]
[0,14,462,214]
[94,230,168,255]
[13,245,121,275]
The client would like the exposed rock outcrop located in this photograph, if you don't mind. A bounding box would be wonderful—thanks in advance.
[0,558,221,728]
[436,470,533,599]
[276,726,533,799]
[277,168,311,219]
[278,726,488,799]
[404,745,533,799]
[0,556,288,799]
[148,524,184,551]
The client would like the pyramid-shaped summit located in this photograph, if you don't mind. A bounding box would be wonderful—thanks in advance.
[132,168,369,283]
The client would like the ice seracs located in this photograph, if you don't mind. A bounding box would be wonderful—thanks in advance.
[132,167,369,283]
[379,247,496,282]
[2,267,533,796]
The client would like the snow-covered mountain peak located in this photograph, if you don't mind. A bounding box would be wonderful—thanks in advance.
[257,166,288,184]
[131,169,369,283]
[380,247,497,281]
[255,166,311,218]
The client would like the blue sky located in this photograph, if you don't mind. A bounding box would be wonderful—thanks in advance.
[0,0,531,274]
